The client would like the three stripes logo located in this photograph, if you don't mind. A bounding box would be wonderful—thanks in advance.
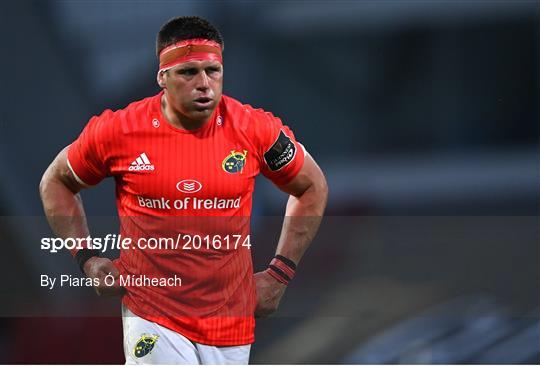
[128,153,155,171]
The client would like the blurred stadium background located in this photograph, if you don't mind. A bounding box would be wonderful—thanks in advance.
[0,0,538,364]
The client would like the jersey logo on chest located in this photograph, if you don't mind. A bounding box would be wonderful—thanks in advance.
[176,179,203,193]
[128,152,155,172]
[222,150,248,174]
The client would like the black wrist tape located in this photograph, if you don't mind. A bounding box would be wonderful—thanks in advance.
[75,248,100,274]
[267,255,297,285]
[275,255,297,271]
[268,264,292,282]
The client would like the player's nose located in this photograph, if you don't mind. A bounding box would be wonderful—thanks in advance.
[195,71,210,91]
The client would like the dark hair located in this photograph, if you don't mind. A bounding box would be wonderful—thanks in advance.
[156,16,224,57]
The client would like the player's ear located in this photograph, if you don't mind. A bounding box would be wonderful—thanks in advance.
[157,70,166,89]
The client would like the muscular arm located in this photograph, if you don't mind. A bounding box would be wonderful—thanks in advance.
[275,153,328,264]
[39,147,122,296]
[39,146,90,241]
[255,153,328,317]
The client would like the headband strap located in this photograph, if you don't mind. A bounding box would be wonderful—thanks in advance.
[158,39,222,73]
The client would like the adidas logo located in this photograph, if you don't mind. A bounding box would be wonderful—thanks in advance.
[128,153,155,171]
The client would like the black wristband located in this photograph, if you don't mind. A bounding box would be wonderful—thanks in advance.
[267,255,297,285]
[75,248,100,274]
[268,264,292,282]
[275,255,297,271]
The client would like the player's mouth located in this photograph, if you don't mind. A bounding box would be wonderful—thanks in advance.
[193,97,213,109]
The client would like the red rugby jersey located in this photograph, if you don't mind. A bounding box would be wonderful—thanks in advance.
[67,91,305,345]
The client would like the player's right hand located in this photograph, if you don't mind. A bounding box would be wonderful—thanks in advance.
[83,257,125,297]
[253,270,287,318]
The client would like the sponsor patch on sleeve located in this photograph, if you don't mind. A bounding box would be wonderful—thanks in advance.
[264,130,297,171]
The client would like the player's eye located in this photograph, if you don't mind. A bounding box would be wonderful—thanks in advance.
[206,67,222,78]
[177,68,198,76]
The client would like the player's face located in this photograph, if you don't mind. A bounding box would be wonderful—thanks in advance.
[160,60,223,124]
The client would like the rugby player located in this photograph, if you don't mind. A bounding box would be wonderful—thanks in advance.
[39,16,328,364]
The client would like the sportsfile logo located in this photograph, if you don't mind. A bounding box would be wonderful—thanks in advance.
[129,153,155,171]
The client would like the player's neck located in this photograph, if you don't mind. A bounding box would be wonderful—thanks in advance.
[160,93,208,131]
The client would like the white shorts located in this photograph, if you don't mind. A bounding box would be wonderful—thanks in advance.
[122,306,251,365]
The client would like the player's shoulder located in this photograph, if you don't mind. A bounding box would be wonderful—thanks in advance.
[87,93,160,133]
[221,95,281,131]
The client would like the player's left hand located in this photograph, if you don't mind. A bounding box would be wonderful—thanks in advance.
[253,270,287,318]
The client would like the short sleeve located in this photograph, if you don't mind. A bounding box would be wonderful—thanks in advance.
[254,111,305,186]
[67,112,113,186]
